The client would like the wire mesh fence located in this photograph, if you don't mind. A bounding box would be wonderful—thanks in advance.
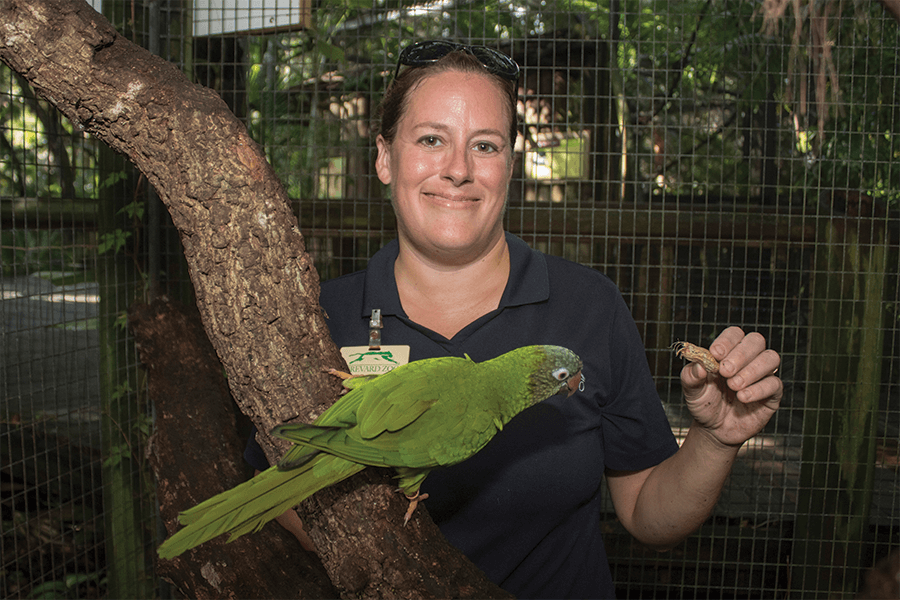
[1,0,898,598]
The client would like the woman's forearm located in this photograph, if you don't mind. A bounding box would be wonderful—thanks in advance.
[625,422,741,550]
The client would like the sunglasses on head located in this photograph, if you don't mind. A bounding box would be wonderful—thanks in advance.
[394,40,520,83]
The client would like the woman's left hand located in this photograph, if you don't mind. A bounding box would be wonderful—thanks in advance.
[680,326,783,447]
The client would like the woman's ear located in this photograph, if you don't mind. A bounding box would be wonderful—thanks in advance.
[375,134,392,185]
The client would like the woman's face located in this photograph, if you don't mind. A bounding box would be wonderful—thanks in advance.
[376,70,515,265]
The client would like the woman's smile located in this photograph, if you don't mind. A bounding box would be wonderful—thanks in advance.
[423,190,481,206]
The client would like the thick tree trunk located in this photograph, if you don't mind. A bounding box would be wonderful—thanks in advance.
[0,1,510,597]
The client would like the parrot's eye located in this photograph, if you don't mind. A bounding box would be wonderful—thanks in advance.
[552,368,570,381]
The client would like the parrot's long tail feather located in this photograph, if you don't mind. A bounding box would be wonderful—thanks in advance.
[157,454,363,560]
[277,444,322,470]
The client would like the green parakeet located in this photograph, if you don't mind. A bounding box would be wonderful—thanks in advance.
[157,344,582,560]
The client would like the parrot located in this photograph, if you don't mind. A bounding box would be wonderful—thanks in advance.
[156,344,582,560]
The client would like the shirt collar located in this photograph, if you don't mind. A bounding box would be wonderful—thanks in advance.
[361,232,550,319]
[500,232,550,307]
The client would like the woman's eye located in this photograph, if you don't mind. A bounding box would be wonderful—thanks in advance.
[419,135,441,147]
[474,142,498,153]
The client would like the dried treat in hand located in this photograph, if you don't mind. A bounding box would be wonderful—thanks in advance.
[671,341,720,374]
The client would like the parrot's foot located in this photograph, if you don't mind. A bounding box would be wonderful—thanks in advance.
[402,491,429,526]
[325,367,354,380]
[325,367,356,394]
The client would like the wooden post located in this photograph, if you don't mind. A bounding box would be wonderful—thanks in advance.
[97,145,154,599]
[793,215,887,597]
[635,242,675,381]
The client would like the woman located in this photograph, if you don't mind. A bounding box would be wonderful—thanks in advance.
[247,41,783,598]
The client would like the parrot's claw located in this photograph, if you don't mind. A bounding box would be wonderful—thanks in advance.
[402,491,429,526]
[325,367,354,380]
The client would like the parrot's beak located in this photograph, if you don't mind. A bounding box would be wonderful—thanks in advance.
[564,370,582,397]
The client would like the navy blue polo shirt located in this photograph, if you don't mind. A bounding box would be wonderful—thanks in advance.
[247,233,678,599]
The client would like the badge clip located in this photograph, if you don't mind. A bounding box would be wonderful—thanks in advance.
[368,309,383,350]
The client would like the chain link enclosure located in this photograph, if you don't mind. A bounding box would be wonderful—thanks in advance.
[1,1,897,598]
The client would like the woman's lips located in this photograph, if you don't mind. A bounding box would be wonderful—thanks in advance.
[424,191,480,205]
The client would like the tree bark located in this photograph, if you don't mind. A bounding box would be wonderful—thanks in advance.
[0,1,510,597]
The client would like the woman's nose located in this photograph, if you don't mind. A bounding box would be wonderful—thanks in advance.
[441,145,473,186]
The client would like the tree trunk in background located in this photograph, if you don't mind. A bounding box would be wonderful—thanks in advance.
[130,297,339,599]
[794,213,887,597]
[0,1,509,597]
[96,144,152,599]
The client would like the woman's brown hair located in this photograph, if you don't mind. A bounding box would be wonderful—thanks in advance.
[376,50,519,147]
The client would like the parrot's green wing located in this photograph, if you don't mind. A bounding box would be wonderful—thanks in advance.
[275,356,468,470]
[354,355,474,436]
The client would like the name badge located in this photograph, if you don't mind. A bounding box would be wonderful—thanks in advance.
[340,345,410,376]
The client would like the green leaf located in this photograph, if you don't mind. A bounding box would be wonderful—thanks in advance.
[65,573,97,588]
[114,310,129,332]
[97,230,131,255]
[316,40,345,63]
[119,200,145,221]
[99,170,128,190]
[103,443,129,468]
[27,581,69,599]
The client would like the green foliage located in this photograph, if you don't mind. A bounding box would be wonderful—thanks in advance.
[94,198,143,258]
[25,572,106,599]
[0,69,101,200]
[1,467,106,599]
[808,11,900,202]
[3,0,894,206]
